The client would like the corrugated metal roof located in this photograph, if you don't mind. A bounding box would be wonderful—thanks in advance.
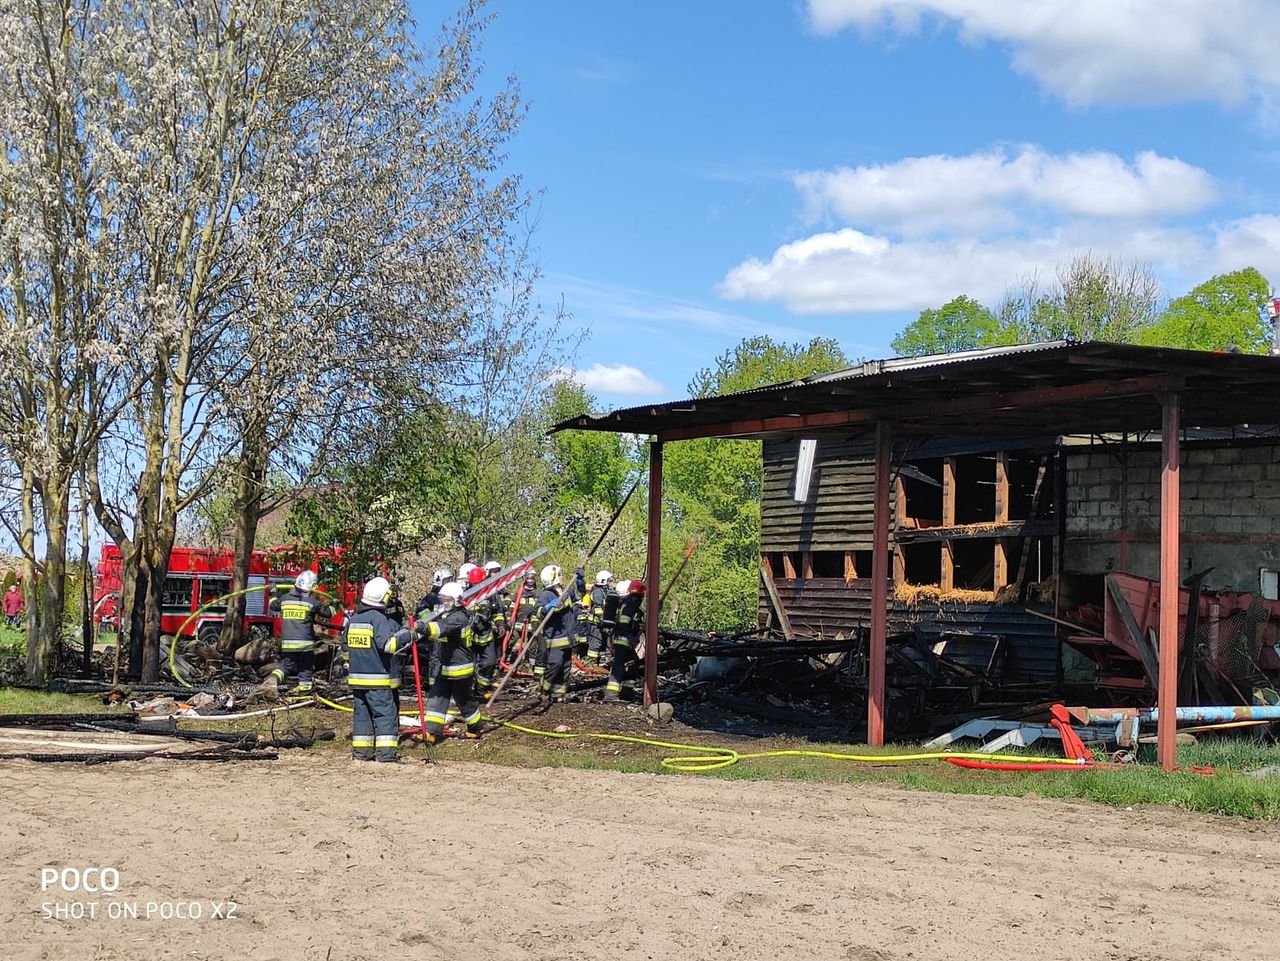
[553,340,1280,441]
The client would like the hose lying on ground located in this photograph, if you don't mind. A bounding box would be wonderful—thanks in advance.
[472,717,1090,773]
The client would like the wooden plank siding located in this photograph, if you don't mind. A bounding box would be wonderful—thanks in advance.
[761,439,893,552]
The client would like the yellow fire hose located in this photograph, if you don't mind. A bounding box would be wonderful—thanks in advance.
[306,696,1085,772]
[481,718,1088,773]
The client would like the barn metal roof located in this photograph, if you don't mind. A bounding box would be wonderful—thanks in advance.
[551,341,1280,441]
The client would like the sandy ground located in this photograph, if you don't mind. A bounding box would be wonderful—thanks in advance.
[1,754,1278,961]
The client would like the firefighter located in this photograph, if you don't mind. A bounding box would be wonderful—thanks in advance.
[537,564,583,700]
[344,576,413,762]
[415,568,454,618]
[474,560,506,698]
[580,570,612,664]
[416,581,483,742]
[512,568,539,664]
[604,579,644,702]
[267,570,333,697]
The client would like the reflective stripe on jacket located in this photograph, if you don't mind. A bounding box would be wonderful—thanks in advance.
[343,604,409,688]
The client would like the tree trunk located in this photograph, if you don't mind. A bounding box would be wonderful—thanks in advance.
[29,477,70,684]
[122,554,146,681]
[218,440,267,654]
[80,472,92,674]
[140,524,177,683]
[19,462,40,675]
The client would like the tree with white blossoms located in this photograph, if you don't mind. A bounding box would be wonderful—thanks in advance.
[0,0,539,681]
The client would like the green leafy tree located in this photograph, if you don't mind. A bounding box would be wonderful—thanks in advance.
[1136,268,1272,353]
[663,337,849,631]
[891,296,1010,357]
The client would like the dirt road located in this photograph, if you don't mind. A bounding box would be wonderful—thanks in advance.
[2,754,1277,961]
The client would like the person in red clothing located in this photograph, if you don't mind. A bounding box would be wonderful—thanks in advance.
[3,583,23,628]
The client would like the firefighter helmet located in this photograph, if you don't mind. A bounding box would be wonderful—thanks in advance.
[439,582,464,606]
[361,576,392,607]
[540,564,562,587]
[294,570,317,593]
[432,568,454,589]
[457,562,479,585]
[594,570,613,587]
[484,560,501,576]
[467,566,487,586]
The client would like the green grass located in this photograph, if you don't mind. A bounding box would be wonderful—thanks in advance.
[5,684,1279,819]
[0,688,129,715]
[422,721,1280,819]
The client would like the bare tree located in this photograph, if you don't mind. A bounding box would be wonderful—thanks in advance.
[998,253,1162,345]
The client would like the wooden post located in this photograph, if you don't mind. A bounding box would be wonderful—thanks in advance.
[1158,395,1181,771]
[844,551,857,580]
[941,457,956,592]
[644,441,662,708]
[801,551,814,580]
[761,564,795,641]
[994,451,1009,590]
[869,420,892,746]
[782,554,797,579]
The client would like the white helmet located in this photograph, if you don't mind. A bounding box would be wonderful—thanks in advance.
[432,568,454,589]
[483,560,501,576]
[540,564,562,588]
[294,570,318,593]
[438,582,464,606]
[457,562,479,585]
[595,570,613,587]
[615,579,630,595]
[362,576,392,607]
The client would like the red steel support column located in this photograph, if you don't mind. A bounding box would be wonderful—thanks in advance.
[643,440,663,708]
[1157,394,1181,771]
[868,419,892,746]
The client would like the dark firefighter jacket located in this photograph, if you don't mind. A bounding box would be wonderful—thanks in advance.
[270,588,334,652]
[343,603,411,688]
[416,605,475,679]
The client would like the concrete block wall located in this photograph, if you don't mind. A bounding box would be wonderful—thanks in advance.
[1064,442,1280,588]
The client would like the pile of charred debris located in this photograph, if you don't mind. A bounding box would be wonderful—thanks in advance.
[652,625,1055,740]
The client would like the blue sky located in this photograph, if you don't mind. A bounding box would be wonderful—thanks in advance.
[417,1,1280,406]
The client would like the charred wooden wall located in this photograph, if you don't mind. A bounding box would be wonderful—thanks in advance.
[758,577,1058,683]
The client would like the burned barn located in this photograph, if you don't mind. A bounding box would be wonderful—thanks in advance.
[555,341,1280,766]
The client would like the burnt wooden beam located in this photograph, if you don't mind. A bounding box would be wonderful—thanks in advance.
[994,451,1010,591]
[941,457,956,593]
[894,519,1056,544]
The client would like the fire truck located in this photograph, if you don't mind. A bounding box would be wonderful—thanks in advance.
[93,544,360,646]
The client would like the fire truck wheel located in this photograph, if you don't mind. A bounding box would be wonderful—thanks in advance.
[197,624,221,649]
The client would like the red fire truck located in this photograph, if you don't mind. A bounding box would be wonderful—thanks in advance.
[93,544,360,645]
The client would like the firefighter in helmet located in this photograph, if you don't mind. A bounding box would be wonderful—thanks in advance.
[267,569,333,697]
[343,576,413,762]
[580,570,612,664]
[604,578,644,702]
[537,564,583,700]
[416,581,483,742]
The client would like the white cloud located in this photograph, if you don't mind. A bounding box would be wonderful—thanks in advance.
[721,140,1272,314]
[797,148,1217,235]
[720,218,1280,314]
[562,363,666,397]
[807,1,1280,108]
